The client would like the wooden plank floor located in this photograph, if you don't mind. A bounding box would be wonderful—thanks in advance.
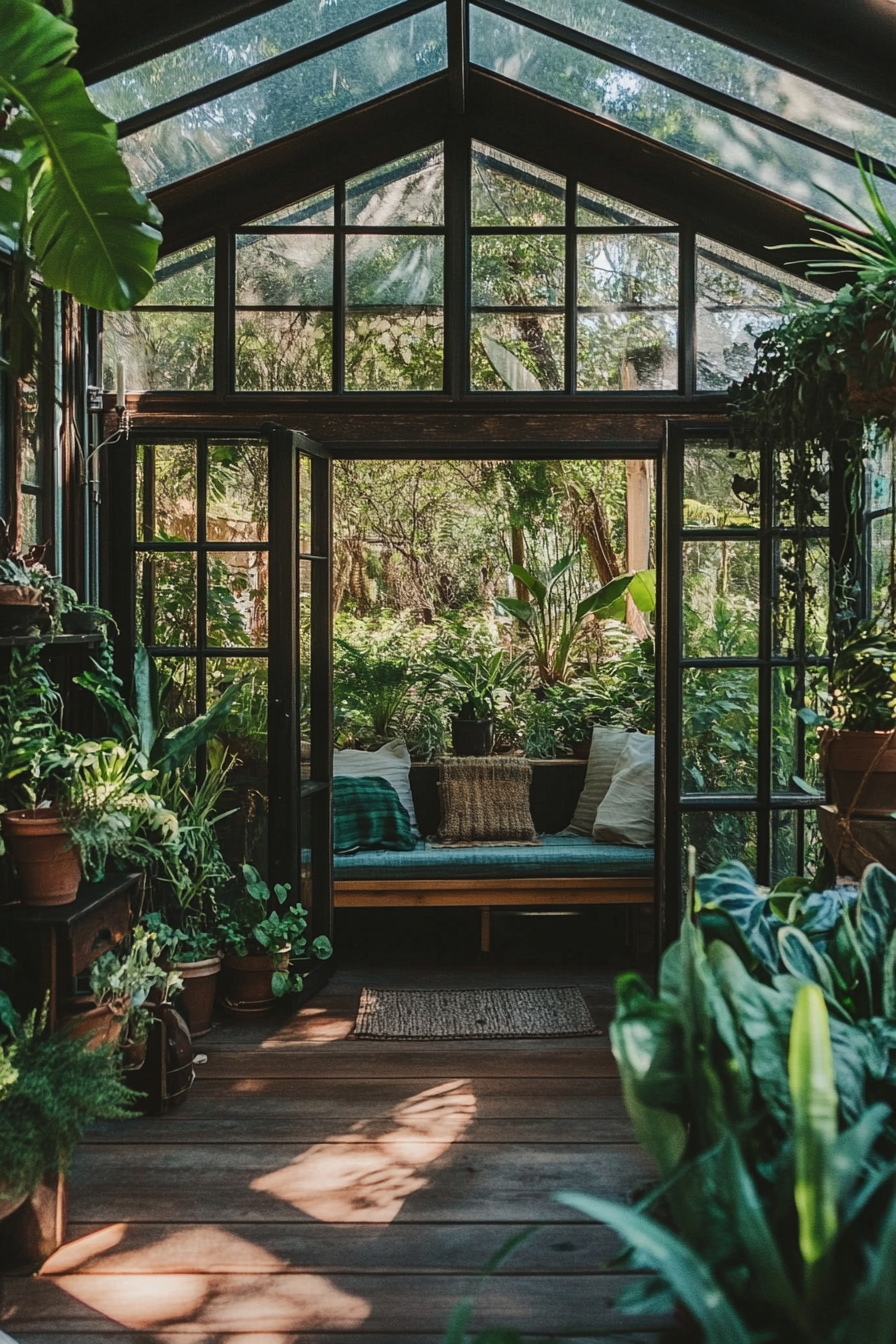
[1,965,667,1343]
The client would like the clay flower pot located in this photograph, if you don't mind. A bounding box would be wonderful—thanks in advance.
[821,728,896,816]
[61,997,129,1051]
[219,946,290,1019]
[173,954,222,1037]
[1,810,81,906]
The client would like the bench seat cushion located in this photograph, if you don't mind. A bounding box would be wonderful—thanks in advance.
[334,834,654,881]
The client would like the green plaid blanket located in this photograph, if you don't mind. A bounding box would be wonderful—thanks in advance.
[333,775,415,855]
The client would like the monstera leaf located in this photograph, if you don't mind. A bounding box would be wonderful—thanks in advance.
[0,0,161,310]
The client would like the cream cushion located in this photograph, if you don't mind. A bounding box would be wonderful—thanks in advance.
[333,739,419,836]
[564,726,635,836]
[592,734,655,847]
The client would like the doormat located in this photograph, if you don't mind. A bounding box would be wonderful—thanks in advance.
[353,985,598,1040]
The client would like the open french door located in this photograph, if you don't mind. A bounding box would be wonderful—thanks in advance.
[265,423,333,953]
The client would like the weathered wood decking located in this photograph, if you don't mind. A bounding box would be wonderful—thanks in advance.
[1,967,666,1343]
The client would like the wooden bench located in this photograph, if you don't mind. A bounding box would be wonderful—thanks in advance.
[333,761,655,952]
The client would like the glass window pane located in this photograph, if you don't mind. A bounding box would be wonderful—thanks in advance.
[155,657,198,731]
[772,667,825,796]
[235,311,333,392]
[684,810,758,879]
[236,234,333,305]
[206,551,269,648]
[19,494,39,551]
[771,810,801,885]
[346,234,443,306]
[347,144,445,226]
[471,312,564,391]
[344,308,444,392]
[576,184,671,228]
[469,8,896,223]
[299,559,313,772]
[510,0,896,169]
[298,455,312,555]
[471,235,564,307]
[696,237,828,391]
[248,189,334,228]
[138,552,197,646]
[104,311,214,393]
[209,656,268,874]
[682,666,758,795]
[471,141,565,226]
[207,441,268,544]
[136,442,197,543]
[120,8,448,194]
[577,234,678,391]
[140,242,215,306]
[773,537,830,658]
[683,439,759,529]
[683,540,760,658]
[89,0,404,122]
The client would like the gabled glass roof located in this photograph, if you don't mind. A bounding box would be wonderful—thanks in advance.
[88,0,896,228]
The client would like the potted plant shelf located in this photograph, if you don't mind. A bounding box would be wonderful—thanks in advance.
[217,865,332,1018]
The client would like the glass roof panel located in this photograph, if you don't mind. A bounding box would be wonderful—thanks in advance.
[346,145,445,225]
[576,184,672,227]
[514,0,896,167]
[89,0,404,124]
[248,189,335,227]
[696,235,828,391]
[471,142,565,225]
[470,8,896,223]
[120,6,447,194]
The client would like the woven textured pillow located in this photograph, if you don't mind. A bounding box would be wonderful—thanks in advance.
[437,756,538,843]
[592,734,655,847]
[564,726,634,835]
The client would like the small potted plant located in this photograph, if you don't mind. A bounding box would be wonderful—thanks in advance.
[142,913,222,1038]
[217,865,332,1018]
[60,603,118,636]
[427,650,529,757]
[73,927,182,1066]
[800,616,896,814]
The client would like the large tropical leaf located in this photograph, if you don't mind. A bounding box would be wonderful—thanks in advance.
[493,595,532,623]
[856,864,896,964]
[152,678,242,774]
[555,1193,752,1344]
[132,645,160,760]
[789,984,839,1276]
[627,568,657,613]
[844,1194,896,1344]
[507,563,546,605]
[611,974,687,1177]
[574,572,634,623]
[1,0,161,309]
[696,860,781,974]
[779,925,836,995]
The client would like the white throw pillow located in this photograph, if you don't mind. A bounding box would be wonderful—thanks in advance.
[333,739,419,836]
[592,734,655,848]
[564,726,639,836]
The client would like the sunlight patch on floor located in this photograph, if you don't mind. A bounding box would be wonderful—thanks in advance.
[251,1078,477,1221]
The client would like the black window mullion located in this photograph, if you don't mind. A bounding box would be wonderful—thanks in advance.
[141,444,156,645]
[444,130,467,398]
[215,229,233,397]
[564,176,576,396]
[333,181,346,394]
[679,222,696,397]
[196,435,208,721]
[756,433,773,884]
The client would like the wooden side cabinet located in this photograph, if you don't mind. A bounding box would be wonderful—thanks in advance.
[0,872,142,1029]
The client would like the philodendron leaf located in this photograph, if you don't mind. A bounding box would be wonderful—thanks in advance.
[709,941,793,1127]
[857,864,896,963]
[789,984,839,1276]
[696,861,781,975]
[508,563,545,605]
[779,926,836,995]
[844,1193,896,1344]
[555,1193,752,1344]
[611,974,687,1177]
[1,0,162,309]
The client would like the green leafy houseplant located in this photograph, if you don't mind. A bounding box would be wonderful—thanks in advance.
[495,557,656,685]
[217,865,333,1002]
[425,650,530,722]
[88,926,182,1052]
[0,0,161,315]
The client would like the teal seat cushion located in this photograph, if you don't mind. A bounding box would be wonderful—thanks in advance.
[334,833,653,880]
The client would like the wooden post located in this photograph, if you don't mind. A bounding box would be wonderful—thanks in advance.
[625,460,652,640]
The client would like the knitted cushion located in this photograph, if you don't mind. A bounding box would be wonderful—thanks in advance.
[437,756,538,843]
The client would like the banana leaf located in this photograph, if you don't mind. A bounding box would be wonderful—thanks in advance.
[151,678,241,774]
[555,1192,752,1344]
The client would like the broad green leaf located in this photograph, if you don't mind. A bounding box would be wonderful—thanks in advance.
[857,864,896,963]
[1,0,162,309]
[779,925,836,994]
[627,568,657,613]
[133,645,160,759]
[711,941,793,1127]
[610,992,687,1177]
[494,595,532,623]
[697,860,781,974]
[832,1101,891,1209]
[152,677,241,773]
[548,551,576,583]
[555,1193,752,1344]
[575,572,633,623]
[841,1181,896,1344]
[508,563,546,605]
[789,985,839,1274]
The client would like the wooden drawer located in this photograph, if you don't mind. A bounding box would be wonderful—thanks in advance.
[66,886,134,975]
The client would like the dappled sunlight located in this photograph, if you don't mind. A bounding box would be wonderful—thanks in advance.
[251,1078,476,1222]
[39,1226,371,1337]
[258,1006,355,1046]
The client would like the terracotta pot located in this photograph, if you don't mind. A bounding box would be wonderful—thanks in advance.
[1,810,81,906]
[61,997,128,1051]
[219,947,289,1019]
[821,728,896,815]
[0,1186,30,1224]
[121,1035,148,1070]
[173,954,222,1037]
[0,585,41,607]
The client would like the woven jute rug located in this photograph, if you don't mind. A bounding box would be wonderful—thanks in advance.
[353,985,598,1040]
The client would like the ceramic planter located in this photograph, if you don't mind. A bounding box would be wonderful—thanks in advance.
[0,1185,30,1224]
[451,717,495,757]
[821,728,896,816]
[61,997,129,1050]
[219,946,290,1019]
[173,954,222,1037]
[1,810,81,906]
[0,586,47,636]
